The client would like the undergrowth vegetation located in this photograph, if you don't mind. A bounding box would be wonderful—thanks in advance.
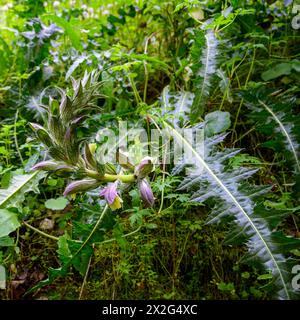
[0,0,300,300]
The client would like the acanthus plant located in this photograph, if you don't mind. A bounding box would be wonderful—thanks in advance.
[30,71,155,211]
[27,30,300,300]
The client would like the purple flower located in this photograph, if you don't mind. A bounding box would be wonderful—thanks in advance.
[99,182,123,210]
[138,179,155,207]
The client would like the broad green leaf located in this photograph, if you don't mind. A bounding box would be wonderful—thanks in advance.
[0,209,20,237]
[68,241,93,276]
[0,171,44,210]
[261,63,292,81]
[57,233,93,276]
[57,233,72,266]
[205,111,231,136]
[291,59,300,72]
[45,197,68,211]
[1,170,11,188]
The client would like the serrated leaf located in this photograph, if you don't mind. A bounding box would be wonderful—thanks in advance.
[257,99,300,172]
[68,241,93,276]
[243,89,300,172]
[191,29,219,119]
[165,119,294,299]
[0,171,45,210]
[161,86,194,127]
[45,197,68,211]
[0,209,20,237]
[57,233,72,265]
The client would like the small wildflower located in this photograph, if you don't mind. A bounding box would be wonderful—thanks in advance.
[99,182,123,211]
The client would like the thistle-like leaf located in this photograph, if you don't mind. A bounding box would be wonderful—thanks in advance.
[161,86,194,128]
[191,29,219,119]
[0,171,45,210]
[164,120,296,299]
[242,88,300,172]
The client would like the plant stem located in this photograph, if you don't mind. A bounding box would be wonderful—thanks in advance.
[79,244,93,300]
[85,169,136,183]
[14,110,24,165]
[23,221,59,241]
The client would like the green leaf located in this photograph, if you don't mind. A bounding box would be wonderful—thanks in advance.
[164,120,293,299]
[241,272,250,279]
[0,209,20,237]
[191,30,219,119]
[66,55,88,80]
[217,282,235,292]
[57,233,72,265]
[261,63,292,81]
[0,171,45,210]
[291,60,300,72]
[257,273,273,280]
[57,233,93,276]
[1,170,11,189]
[45,197,68,211]
[68,241,93,276]
[0,236,14,247]
[257,99,300,172]
[205,111,231,136]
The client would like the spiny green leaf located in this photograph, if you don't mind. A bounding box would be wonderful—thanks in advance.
[164,119,294,299]
[0,171,45,210]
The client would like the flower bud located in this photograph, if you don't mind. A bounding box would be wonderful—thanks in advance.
[116,148,134,170]
[29,123,53,147]
[31,161,60,171]
[31,161,74,175]
[63,179,100,196]
[138,178,155,207]
[134,157,154,178]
